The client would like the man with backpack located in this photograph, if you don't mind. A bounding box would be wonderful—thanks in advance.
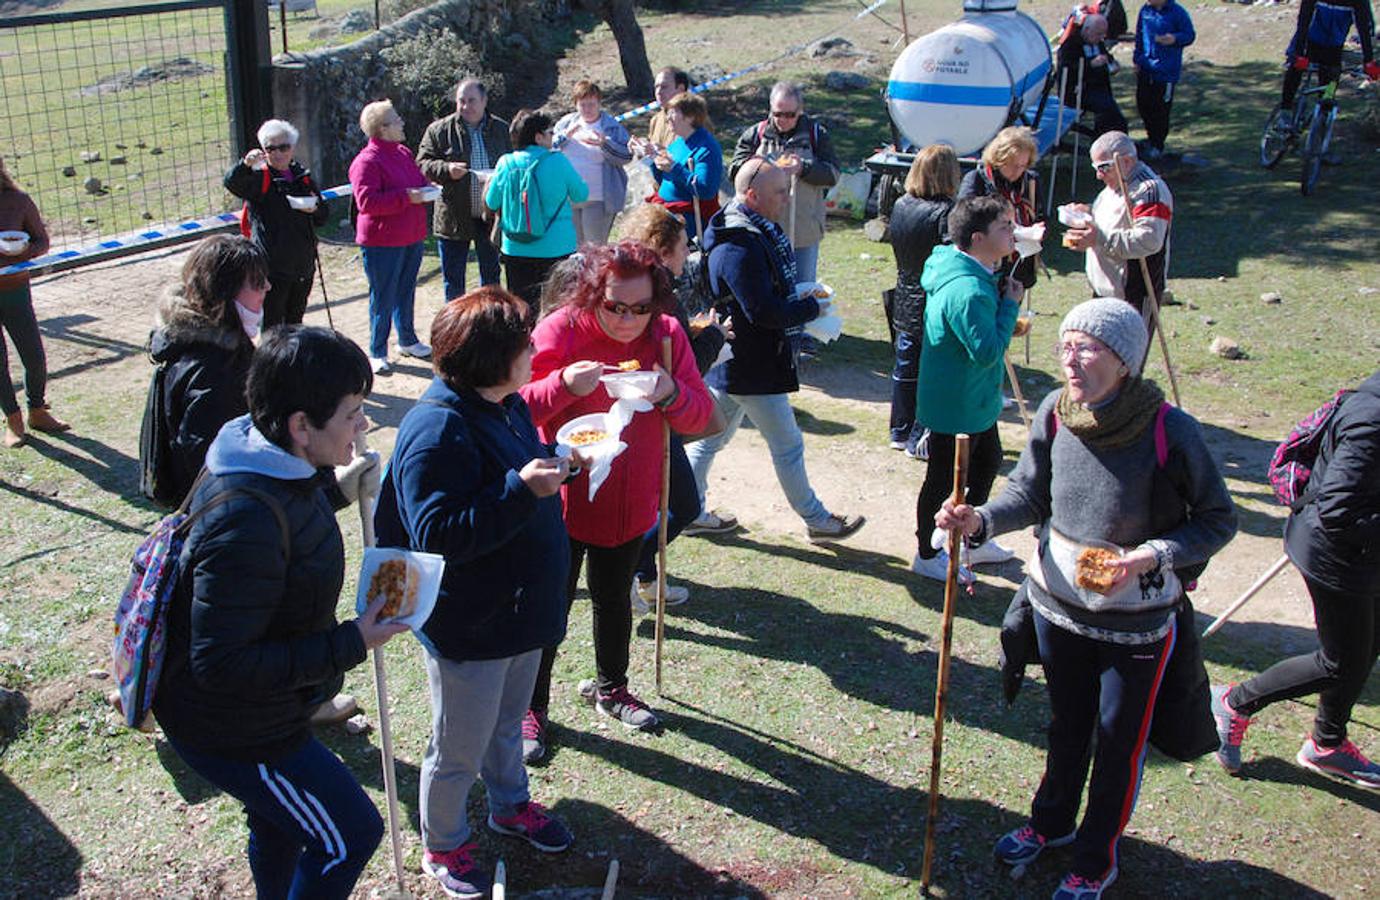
[1212,369,1380,789]
[150,326,408,897]
[729,82,840,290]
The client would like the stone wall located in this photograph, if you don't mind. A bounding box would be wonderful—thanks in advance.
[270,0,556,187]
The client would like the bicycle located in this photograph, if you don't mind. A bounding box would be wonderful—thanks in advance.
[1259,65,1364,196]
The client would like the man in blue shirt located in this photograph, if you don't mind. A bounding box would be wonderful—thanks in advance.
[1278,0,1378,126]
[1132,0,1195,159]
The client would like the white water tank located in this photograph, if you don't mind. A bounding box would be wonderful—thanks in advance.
[885,11,1051,157]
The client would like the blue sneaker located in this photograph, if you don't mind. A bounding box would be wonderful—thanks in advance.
[488,801,574,852]
[422,842,491,899]
[1210,683,1252,774]
[993,824,1075,866]
[1053,867,1118,899]
[1296,737,1380,789]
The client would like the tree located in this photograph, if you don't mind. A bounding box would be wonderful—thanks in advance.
[576,0,653,98]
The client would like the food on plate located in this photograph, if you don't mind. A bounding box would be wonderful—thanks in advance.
[368,557,420,619]
[806,285,832,299]
[1013,314,1033,338]
[616,359,640,371]
[566,428,610,447]
[1075,546,1121,594]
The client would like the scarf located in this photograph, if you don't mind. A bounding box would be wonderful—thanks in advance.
[740,202,799,287]
[1055,377,1165,449]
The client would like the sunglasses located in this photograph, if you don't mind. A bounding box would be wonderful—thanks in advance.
[601,300,654,317]
[1092,160,1116,173]
[264,143,293,153]
[771,109,801,119]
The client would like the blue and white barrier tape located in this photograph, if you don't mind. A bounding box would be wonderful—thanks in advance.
[1,185,356,277]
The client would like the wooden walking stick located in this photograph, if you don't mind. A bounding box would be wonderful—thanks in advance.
[1110,153,1184,408]
[654,335,673,694]
[920,433,971,894]
[1004,355,1032,431]
[313,243,336,330]
[1202,554,1291,638]
[355,434,409,898]
[601,859,620,900]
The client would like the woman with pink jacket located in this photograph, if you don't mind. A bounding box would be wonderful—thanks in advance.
[348,99,432,375]
[517,241,711,757]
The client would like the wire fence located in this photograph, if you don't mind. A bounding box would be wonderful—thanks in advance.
[0,0,235,245]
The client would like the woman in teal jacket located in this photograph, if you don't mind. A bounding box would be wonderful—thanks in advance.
[486,109,589,307]
[910,196,1023,582]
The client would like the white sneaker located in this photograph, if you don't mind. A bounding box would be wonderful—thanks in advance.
[911,551,974,585]
[967,539,1015,566]
[369,356,391,375]
[632,579,688,612]
[399,341,431,359]
[629,582,651,617]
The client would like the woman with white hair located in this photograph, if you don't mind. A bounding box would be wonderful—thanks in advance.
[938,297,1236,898]
[225,119,329,329]
[348,99,432,375]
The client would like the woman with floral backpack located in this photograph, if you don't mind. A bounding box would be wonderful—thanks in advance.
[1211,368,1380,789]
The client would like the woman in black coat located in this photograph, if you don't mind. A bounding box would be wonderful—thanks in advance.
[147,235,264,507]
[887,144,960,458]
[154,327,406,899]
[224,119,329,328]
[1212,368,1380,788]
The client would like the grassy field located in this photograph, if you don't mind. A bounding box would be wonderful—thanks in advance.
[3,0,1380,897]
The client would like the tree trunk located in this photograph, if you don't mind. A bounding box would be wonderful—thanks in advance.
[583,0,653,98]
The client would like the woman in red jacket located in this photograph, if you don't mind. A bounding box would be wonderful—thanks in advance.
[348,99,432,375]
[519,241,711,750]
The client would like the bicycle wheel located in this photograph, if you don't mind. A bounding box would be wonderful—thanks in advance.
[1299,105,1335,196]
[1259,108,1292,168]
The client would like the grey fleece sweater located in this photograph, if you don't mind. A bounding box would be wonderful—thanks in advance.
[979,388,1237,643]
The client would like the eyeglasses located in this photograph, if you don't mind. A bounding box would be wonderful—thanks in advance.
[264,143,293,153]
[601,300,654,317]
[1091,160,1115,174]
[1055,341,1107,364]
[770,108,801,119]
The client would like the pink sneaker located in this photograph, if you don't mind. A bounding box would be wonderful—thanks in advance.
[422,842,490,898]
[487,801,573,852]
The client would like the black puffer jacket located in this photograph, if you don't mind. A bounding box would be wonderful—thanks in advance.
[153,416,367,762]
[888,194,952,335]
[148,312,254,507]
[224,160,328,278]
[1284,370,1380,594]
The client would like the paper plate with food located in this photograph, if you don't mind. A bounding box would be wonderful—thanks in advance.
[795,281,834,302]
[355,547,446,631]
[599,360,658,399]
[0,231,30,255]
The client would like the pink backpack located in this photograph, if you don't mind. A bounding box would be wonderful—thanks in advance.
[1267,389,1351,510]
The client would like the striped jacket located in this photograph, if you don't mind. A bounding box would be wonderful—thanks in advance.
[1086,161,1172,313]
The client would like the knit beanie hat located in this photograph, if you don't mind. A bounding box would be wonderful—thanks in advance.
[1059,297,1148,374]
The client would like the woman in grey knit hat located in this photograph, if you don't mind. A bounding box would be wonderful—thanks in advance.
[938,297,1237,899]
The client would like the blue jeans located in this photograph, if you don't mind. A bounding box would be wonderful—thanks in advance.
[361,242,423,358]
[634,435,702,583]
[437,226,501,301]
[1031,610,1176,881]
[166,735,383,899]
[889,329,922,446]
[684,385,829,527]
[793,242,819,283]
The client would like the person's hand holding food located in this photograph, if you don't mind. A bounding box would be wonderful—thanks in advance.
[647,363,678,405]
[447,161,469,180]
[354,593,411,649]
[1063,224,1097,251]
[562,360,604,396]
[244,148,268,170]
[654,150,675,173]
[774,153,803,178]
[519,456,570,498]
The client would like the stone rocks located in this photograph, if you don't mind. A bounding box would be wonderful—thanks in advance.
[1260,291,1282,304]
[110,155,127,165]
[339,9,374,32]
[80,150,101,163]
[83,176,103,195]
[824,71,871,91]
[810,36,855,58]
[61,165,76,177]
[1210,336,1246,359]
[687,63,726,85]
[149,147,163,156]
[862,217,889,243]
[344,714,372,735]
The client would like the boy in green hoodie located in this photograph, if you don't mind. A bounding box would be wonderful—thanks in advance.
[911,195,1023,582]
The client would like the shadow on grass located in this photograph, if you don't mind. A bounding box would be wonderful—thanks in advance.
[0,770,82,898]
[1238,755,1380,814]
[39,313,147,382]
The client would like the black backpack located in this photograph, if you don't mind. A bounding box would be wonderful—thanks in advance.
[138,360,179,510]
